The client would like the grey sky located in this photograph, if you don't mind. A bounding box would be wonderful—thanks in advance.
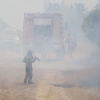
[0,0,98,30]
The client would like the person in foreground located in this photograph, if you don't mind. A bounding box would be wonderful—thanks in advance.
[23,50,38,84]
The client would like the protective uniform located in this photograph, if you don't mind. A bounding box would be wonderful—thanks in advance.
[23,50,36,84]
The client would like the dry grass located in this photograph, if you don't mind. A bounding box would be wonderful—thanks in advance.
[65,87,100,100]
[0,41,100,100]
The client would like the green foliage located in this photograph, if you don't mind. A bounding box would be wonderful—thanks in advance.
[82,8,100,47]
[46,3,86,37]
[46,3,60,13]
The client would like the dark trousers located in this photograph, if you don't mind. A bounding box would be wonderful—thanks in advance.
[24,67,33,83]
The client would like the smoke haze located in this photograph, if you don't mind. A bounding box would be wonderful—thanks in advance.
[0,0,98,29]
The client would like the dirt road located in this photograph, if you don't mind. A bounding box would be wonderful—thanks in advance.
[0,41,100,100]
[0,58,72,100]
[0,59,70,100]
[0,58,100,100]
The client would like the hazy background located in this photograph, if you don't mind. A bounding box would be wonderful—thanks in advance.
[0,1,100,100]
[0,0,99,30]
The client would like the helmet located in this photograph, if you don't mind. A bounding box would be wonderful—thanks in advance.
[27,50,33,56]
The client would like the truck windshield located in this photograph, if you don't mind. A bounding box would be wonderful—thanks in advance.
[34,25,52,40]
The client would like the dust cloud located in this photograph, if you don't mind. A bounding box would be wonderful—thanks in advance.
[0,38,100,100]
[0,1,100,100]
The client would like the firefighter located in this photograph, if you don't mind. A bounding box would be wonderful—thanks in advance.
[23,50,36,84]
[66,34,77,58]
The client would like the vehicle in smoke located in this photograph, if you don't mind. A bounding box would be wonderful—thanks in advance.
[0,28,20,51]
[22,13,66,60]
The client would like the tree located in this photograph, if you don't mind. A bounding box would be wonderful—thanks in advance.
[46,3,86,38]
[75,3,87,13]
[0,19,8,33]
[46,3,61,13]
[82,8,100,47]
[64,3,86,38]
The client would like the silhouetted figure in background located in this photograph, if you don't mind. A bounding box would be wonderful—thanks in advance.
[66,34,77,58]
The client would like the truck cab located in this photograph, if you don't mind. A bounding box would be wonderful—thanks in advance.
[0,29,20,51]
[23,13,66,60]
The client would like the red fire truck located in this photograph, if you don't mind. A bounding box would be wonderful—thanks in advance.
[22,13,66,59]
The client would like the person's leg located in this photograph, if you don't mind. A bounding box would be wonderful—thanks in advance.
[28,70,33,84]
[24,67,30,83]
[24,72,29,83]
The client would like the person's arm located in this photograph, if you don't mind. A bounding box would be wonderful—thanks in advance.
[36,57,40,61]
[31,56,40,63]
[31,56,36,63]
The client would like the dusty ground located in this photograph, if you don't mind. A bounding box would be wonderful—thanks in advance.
[0,40,100,100]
